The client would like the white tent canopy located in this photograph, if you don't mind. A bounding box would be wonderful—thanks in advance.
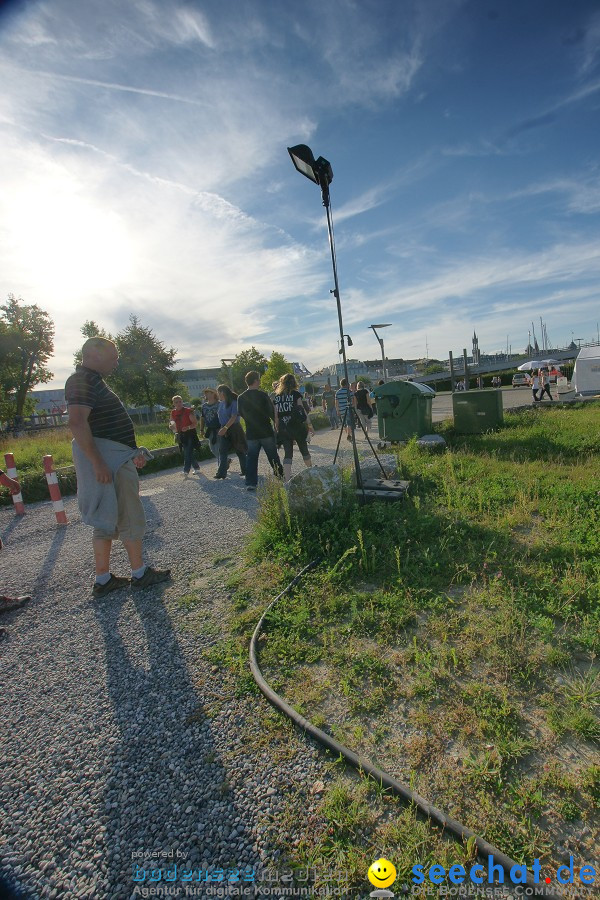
[573,347,600,396]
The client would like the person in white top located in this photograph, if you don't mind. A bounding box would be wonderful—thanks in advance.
[531,371,541,402]
[538,368,553,401]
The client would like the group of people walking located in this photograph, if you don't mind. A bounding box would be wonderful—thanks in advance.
[321,379,378,439]
[171,371,315,490]
[531,368,554,402]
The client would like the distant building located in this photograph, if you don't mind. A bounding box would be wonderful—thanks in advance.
[363,358,415,379]
[318,359,368,385]
[179,368,222,396]
[28,389,67,415]
[310,357,417,386]
[472,332,480,366]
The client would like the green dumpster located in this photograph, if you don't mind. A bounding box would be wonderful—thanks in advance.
[373,381,435,441]
[452,389,503,434]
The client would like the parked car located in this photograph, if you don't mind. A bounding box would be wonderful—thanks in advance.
[512,372,530,387]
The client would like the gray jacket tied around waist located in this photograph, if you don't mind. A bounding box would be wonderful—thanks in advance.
[72,438,153,533]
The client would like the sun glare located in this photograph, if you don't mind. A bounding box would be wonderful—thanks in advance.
[8,182,134,299]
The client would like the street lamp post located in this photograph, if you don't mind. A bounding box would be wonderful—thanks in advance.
[369,324,392,381]
[288,144,386,490]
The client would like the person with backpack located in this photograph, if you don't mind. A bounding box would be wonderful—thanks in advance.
[273,373,314,481]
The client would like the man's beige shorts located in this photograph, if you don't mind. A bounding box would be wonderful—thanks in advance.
[92,460,146,542]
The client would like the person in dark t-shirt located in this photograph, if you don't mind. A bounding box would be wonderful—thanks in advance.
[322,387,338,429]
[273,373,314,481]
[200,388,221,459]
[237,371,283,490]
[354,381,373,433]
[65,337,170,596]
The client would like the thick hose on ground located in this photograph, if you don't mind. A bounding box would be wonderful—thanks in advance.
[249,561,561,900]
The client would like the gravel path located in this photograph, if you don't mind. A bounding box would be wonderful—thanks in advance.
[0,431,360,899]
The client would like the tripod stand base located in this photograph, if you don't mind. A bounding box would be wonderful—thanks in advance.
[356,479,409,503]
[363,478,409,493]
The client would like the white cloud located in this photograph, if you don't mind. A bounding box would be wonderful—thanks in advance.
[579,11,600,76]
[1,0,599,384]
[510,175,600,215]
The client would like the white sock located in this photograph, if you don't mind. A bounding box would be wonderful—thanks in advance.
[132,565,146,579]
[95,572,111,585]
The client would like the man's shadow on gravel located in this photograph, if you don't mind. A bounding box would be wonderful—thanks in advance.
[94,591,256,895]
[0,515,24,546]
[138,496,166,551]
[32,527,68,597]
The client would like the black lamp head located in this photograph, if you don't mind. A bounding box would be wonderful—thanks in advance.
[288,144,333,186]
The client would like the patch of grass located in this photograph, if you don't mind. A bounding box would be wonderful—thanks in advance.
[244,402,600,875]
[545,703,600,741]
[205,638,259,697]
[542,666,600,741]
[176,592,202,610]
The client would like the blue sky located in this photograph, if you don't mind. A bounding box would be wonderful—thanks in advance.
[1,0,599,387]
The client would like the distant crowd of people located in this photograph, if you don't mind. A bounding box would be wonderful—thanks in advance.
[169,371,315,487]
[320,379,381,439]
[169,375,384,485]
[530,368,554,402]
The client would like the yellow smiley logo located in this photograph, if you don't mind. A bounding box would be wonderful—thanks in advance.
[368,858,397,889]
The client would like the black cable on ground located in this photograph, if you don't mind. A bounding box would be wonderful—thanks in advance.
[249,560,562,900]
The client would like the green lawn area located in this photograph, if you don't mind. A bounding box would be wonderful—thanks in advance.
[210,402,600,890]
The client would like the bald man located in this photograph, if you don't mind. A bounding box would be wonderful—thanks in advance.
[65,337,170,596]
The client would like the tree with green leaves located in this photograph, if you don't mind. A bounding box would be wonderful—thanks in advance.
[422,362,446,376]
[0,295,55,418]
[260,351,293,391]
[111,316,182,415]
[220,347,268,393]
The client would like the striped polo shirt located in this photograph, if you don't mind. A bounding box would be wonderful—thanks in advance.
[335,387,353,418]
[65,365,137,449]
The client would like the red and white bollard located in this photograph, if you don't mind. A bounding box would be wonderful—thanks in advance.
[43,455,68,525]
[3,453,25,515]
